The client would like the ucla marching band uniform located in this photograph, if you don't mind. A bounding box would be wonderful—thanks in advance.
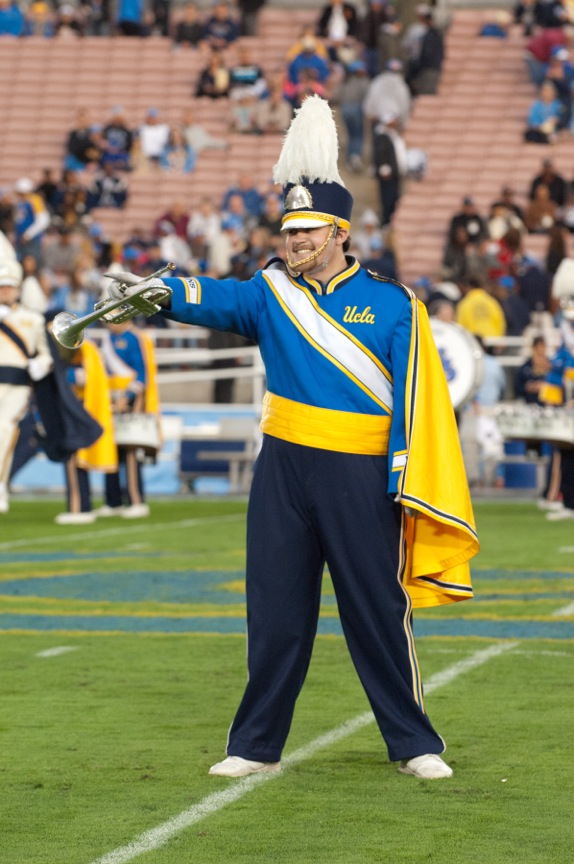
[106,96,478,779]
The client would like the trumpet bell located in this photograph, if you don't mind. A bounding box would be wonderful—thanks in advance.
[52,310,85,349]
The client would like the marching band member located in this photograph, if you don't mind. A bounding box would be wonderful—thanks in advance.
[98,319,160,519]
[0,258,53,514]
[104,96,478,780]
[55,337,118,525]
[541,297,574,521]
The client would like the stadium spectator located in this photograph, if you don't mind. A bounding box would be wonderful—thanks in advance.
[257,192,284,243]
[524,79,562,143]
[286,32,331,93]
[236,0,265,37]
[43,226,82,282]
[152,0,170,37]
[187,196,222,260]
[25,0,55,36]
[196,49,231,98]
[359,0,397,78]
[155,220,193,270]
[159,127,196,172]
[524,26,569,86]
[448,196,488,247]
[372,113,407,226]
[529,158,568,206]
[51,169,90,230]
[0,188,14,236]
[456,278,507,338]
[516,258,553,315]
[405,5,444,95]
[87,163,128,209]
[499,275,532,336]
[35,169,59,215]
[487,201,526,241]
[544,47,574,129]
[229,44,268,99]
[180,107,228,155]
[136,108,171,167]
[514,335,552,402]
[201,0,240,50]
[228,92,260,134]
[172,1,202,48]
[534,0,570,29]
[335,59,369,172]
[54,4,84,37]
[363,57,411,133]
[222,173,264,220]
[441,226,478,285]
[489,185,525,223]
[524,183,558,232]
[100,106,134,171]
[255,71,293,133]
[316,0,360,68]
[80,0,112,35]
[0,0,26,35]
[13,178,50,266]
[116,0,146,36]
[64,109,102,172]
[352,208,385,259]
[154,202,190,240]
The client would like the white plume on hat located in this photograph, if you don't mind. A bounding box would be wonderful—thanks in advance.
[0,258,23,288]
[272,95,345,187]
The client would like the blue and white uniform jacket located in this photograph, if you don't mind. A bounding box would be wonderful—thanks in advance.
[161,258,478,607]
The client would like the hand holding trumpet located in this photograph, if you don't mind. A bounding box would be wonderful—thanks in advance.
[52,263,176,349]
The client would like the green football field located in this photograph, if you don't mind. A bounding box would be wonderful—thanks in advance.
[1,499,573,864]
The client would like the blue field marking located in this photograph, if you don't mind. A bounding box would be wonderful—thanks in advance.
[0,571,247,603]
[0,552,165,564]
[2,614,574,639]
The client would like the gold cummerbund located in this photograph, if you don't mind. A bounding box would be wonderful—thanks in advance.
[261,391,391,455]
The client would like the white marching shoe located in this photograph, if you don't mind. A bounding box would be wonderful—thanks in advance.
[0,483,8,514]
[94,505,125,517]
[398,753,453,779]
[546,507,574,521]
[208,756,281,778]
[121,503,150,519]
[54,511,97,526]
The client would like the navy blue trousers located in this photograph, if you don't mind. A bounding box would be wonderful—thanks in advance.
[227,436,445,764]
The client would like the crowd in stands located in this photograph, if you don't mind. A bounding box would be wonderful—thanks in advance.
[2,2,574,383]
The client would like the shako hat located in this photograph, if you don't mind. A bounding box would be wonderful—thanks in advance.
[273,95,353,232]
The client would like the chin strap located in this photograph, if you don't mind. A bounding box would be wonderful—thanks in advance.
[286,223,337,277]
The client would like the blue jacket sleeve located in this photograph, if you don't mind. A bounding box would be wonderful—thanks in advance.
[387,296,413,495]
[160,273,264,342]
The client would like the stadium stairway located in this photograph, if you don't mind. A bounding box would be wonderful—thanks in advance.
[395,8,574,286]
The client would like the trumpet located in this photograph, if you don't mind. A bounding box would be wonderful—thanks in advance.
[52,263,176,349]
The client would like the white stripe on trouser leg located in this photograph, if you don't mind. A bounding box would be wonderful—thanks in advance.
[88,641,518,864]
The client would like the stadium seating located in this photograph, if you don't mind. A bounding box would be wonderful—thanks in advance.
[0,6,317,242]
[395,9,574,286]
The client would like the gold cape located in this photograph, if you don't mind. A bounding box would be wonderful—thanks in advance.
[399,300,479,608]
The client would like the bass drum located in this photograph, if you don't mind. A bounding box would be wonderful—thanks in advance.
[429,319,484,410]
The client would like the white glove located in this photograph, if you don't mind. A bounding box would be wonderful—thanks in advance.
[0,304,11,322]
[103,271,165,302]
[28,356,53,382]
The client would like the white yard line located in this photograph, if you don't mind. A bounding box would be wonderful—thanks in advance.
[35,646,78,658]
[88,641,518,864]
[0,514,245,552]
[552,601,574,617]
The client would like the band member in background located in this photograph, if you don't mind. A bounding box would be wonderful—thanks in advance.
[541,297,574,521]
[0,258,53,514]
[104,96,478,780]
[55,336,118,525]
[98,319,160,518]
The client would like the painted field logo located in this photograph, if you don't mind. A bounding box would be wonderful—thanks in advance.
[343,305,375,324]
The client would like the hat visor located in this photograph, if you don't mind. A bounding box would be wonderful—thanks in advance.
[281,212,349,231]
